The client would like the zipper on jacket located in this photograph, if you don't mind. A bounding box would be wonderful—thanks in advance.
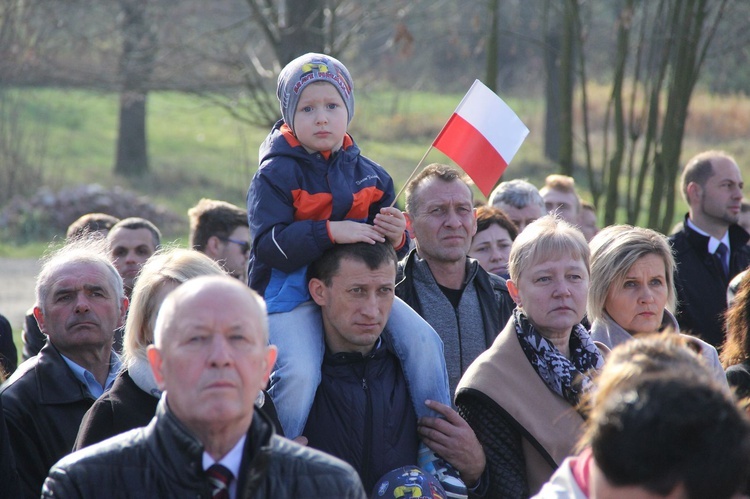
[362,365,373,488]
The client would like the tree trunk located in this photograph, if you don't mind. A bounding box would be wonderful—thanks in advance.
[115,92,148,176]
[557,1,575,177]
[114,0,156,177]
[543,9,561,162]
[603,0,632,225]
[485,0,500,92]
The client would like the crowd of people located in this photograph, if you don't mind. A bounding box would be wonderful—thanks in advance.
[2,52,750,498]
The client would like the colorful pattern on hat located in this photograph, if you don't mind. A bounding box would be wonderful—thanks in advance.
[276,52,354,134]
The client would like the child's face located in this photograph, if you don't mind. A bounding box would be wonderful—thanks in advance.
[293,81,348,154]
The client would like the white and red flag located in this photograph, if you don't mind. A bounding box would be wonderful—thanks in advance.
[432,79,529,196]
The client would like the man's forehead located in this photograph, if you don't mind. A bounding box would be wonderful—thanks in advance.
[544,189,577,204]
[709,158,742,181]
[419,179,472,204]
[332,259,396,283]
[109,228,156,248]
[48,261,113,290]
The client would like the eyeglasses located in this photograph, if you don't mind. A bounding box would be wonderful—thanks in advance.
[221,237,251,254]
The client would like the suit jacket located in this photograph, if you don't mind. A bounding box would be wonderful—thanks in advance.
[670,215,750,347]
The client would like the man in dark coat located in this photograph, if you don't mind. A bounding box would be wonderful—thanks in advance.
[670,150,750,347]
[302,242,486,496]
[1,239,127,498]
[398,163,514,397]
[43,276,365,498]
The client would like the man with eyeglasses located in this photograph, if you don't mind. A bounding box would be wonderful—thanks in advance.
[188,198,251,284]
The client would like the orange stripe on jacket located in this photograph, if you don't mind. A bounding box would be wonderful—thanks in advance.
[292,190,333,221]
[346,185,385,220]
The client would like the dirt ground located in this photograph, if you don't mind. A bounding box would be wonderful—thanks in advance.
[0,258,40,332]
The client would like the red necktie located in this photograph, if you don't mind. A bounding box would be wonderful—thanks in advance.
[207,464,233,499]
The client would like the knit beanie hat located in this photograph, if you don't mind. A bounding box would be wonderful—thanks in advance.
[276,52,354,133]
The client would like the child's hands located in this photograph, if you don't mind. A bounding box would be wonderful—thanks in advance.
[374,207,407,248]
[329,220,385,244]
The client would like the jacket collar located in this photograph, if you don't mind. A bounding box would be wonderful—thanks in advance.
[590,309,679,349]
[398,248,480,289]
[149,396,276,494]
[35,342,96,404]
[681,213,750,255]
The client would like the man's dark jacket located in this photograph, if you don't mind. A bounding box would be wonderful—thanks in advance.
[43,397,366,498]
[304,335,419,493]
[395,249,514,351]
[670,215,750,347]
[0,341,100,498]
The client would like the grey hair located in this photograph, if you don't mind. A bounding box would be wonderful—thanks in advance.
[587,225,676,323]
[35,237,124,313]
[490,179,545,211]
[508,214,589,282]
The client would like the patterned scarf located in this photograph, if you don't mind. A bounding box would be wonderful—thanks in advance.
[514,308,604,407]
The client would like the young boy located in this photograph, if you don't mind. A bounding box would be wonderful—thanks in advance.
[247,53,465,495]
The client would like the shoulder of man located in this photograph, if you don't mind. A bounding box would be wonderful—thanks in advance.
[264,435,366,495]
[43,427,151,497]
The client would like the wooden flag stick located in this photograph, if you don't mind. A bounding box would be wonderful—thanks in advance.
[390,145,435,208]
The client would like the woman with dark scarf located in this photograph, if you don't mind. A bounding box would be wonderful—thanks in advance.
[455,216,606,498]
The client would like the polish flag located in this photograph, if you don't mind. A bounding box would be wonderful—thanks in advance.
[433,80,529,196]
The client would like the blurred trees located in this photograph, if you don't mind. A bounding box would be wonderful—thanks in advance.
[557,0,731,232]
[0,0,748,229]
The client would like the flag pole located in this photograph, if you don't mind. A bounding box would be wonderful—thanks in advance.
[389,87,466,208]
[390,145,435,208]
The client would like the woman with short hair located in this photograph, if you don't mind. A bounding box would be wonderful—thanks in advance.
[456,216,606,497]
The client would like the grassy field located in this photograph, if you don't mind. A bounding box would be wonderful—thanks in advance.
[1,84,749,258]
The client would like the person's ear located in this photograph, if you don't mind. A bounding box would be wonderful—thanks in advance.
[32,306,46,334]
[507,279,522,307]
[118,297,129,329]
[205,235,223,258]
[147,345,166,391]
[308,278,327,307]
[404,212,414,238]
[686,182,701,205]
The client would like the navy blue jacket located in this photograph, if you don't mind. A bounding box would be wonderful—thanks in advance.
[247,121,406,313]
[303,336,419,493]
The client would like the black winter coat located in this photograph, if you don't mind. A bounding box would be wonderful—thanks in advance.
[0,342,101,498]
[43,398,366,498]
[670,216,750,347]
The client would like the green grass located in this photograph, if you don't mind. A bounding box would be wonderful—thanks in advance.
[2,85,750,253]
